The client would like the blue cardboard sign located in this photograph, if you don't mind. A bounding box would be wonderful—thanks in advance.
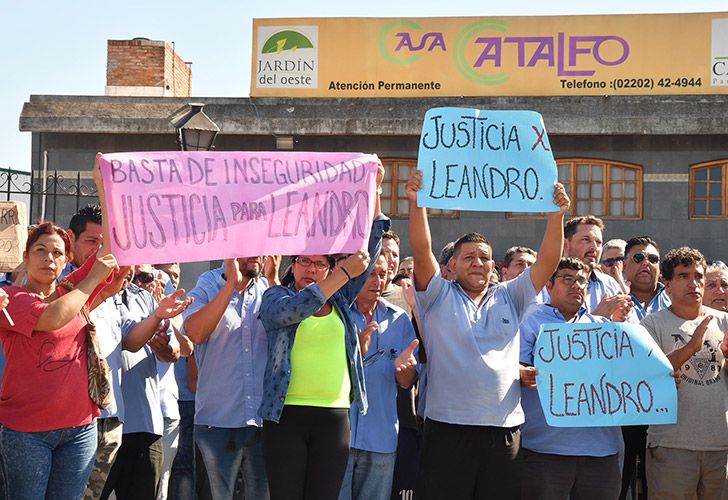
[534,322,677,427]
[416,107,559,212]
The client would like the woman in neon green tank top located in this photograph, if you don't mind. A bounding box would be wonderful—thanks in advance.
[260,164,390,500]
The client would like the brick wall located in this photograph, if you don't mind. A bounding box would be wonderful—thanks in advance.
[106,39,191,96]
[164,44,192,97]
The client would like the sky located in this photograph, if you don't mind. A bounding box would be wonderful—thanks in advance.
[2,0,726,172]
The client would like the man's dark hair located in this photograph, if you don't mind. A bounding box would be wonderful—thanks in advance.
[155,262,180,269]
[438,242,455,267]
[68,204,102,239]
[382,231,400,246]
[564,215,605,240]
[661,247,706,281]
[392,273,408,286]
[452,233,492,258]
[502,246,537,268]
[624,236,659,256]
[550,257,588,282]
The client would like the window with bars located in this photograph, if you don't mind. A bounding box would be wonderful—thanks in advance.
[508,159,643,219]
[380,159,459,219]
[690,161,727,218]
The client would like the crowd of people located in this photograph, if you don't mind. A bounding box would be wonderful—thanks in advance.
[0,160,726,500]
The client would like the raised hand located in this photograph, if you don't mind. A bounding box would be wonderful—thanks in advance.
[150,277,166,303]
[687,315,713,354]
[394,339,419,373]
[610,297,634,322]
[376,160,385,189]
[264,255,282,285]
[406,169,423,204]
[89,252,118,284]
[593,294,632,320]
[358,321,379,357]
[340,251,371,280]
[400,277,417,312]
[224,258,244,288]
[153,289,194,320]
[552,182,570,214]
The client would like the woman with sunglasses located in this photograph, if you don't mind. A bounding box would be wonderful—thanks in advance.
[0,160,117,499]
[259,164,389,500]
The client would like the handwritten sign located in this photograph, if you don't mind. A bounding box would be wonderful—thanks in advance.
[416,108,558,212]
[0,201,27,273]
[534,322,677,427]
[98,152,378,266]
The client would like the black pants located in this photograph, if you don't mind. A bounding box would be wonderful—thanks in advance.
[620,425,648,499]
[100,432,163,500]
[415,419,520,500]
[263,406,350,500]
[519,448,621,500]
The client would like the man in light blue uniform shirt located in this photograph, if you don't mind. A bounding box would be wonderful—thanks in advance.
[519,257,622,499]
[183,256,275,500]
[339,255,418,500]
[562,216,634,322]
[101,273,192,499]
[406,169,570,499]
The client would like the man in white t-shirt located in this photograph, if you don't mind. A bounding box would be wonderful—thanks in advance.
[641,247,728,499]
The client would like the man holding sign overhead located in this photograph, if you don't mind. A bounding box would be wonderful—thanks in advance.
[407,107,570,499]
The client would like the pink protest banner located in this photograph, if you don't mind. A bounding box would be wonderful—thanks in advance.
[98,151,378,265]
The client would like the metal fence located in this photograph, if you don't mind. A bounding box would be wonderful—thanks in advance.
[0,168,99,224]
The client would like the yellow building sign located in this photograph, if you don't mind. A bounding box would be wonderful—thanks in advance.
[251,13,728,97]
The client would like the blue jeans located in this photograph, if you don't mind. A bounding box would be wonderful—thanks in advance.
[0,423,97,500]
[338,448,396,500]
[194,425,269,500]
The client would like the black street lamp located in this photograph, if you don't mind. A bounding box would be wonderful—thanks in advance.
[170,103,220,151]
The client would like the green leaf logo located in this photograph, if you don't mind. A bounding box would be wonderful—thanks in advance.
[262,30,314,54]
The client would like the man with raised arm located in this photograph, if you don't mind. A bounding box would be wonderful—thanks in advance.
[182,255,279,500]
[406,168,569,499]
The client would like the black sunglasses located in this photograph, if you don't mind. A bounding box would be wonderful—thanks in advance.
[601,256,625,267]
[631,252,660,265]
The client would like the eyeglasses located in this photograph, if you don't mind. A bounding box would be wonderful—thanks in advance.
[134,271,155,284]
[601,256,625,268]
[554,274,588,288]
[295,257,330,271]
[631,252,660,265]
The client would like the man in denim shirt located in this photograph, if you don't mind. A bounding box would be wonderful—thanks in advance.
[406,169,570,499]
[102,272,191,499]
[183,256,278,500]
